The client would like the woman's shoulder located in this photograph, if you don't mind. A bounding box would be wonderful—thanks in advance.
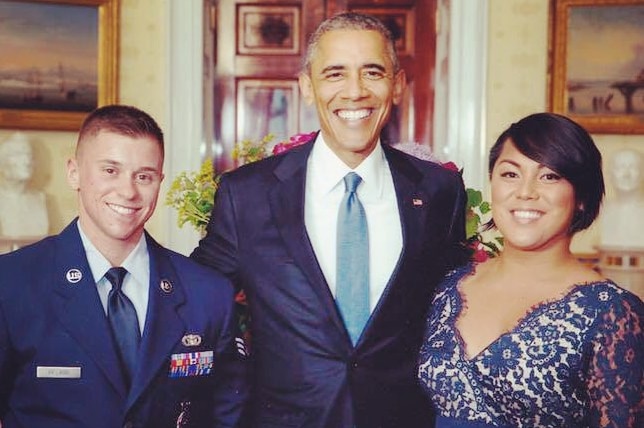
[573,279,644,319]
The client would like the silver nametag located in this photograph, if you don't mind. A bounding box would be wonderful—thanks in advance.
[36,366,81,379]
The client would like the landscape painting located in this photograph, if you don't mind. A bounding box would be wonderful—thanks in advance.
[567,5,644,115]
[549,0,644,133]
[0,0,119,130]
[0,1,98,112]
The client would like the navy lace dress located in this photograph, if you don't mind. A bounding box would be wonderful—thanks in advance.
[418,263,643,428]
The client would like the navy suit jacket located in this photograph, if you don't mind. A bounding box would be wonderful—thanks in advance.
[0,220,247,428]
[192,140,467,428]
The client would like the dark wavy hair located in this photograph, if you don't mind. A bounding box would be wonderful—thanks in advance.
[488,112,604,234]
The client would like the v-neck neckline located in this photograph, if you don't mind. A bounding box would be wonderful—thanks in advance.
[450,263,604,362]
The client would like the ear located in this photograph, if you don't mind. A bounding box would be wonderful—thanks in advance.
[66,157,80,191]
[298,73,314,106]
[392,69,407,106]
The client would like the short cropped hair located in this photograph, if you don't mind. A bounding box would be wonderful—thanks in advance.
[301,12,400,74]
[77,104,164,156]
[488,112,604,234]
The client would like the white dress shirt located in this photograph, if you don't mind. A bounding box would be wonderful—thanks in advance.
[304,136,403,312]
[78,223,150,334]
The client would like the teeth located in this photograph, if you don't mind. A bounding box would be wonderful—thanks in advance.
[337,109,371,120]
[109,204,136,215]
[513,210,541,219]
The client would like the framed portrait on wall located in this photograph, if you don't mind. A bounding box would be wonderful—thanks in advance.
[0,0,119,131]
[548,0,644,134]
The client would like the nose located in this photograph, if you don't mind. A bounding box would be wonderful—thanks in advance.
[516,178,538,200]
[119,176,139,200]
[342,73,367,99]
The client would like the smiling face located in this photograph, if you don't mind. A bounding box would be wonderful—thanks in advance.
[299,29,405,168]
[491,140,576,252]
[67,130,164,256]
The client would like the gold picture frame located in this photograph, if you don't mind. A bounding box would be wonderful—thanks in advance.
[548,0,644,134]
[0,0,119,131]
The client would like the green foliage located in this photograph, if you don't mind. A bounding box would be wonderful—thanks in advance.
[464,188,503,259]
[232,133,275,164]
[165,159,219,235]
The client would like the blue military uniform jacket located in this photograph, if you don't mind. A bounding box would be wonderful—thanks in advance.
[0,220,247,427]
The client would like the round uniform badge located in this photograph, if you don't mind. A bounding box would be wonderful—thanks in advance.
[160,279,173,293]
[66,269,83,284]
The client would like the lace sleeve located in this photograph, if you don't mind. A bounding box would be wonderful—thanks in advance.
[586,293,644,428]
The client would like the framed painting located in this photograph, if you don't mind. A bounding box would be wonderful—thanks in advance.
[0,0,119,131]
[237,4,300,55]
[236,79,300,144]
[548,0,644,134]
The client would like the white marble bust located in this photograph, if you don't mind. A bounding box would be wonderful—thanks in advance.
[0,132,49,238]
[600,148,644,249]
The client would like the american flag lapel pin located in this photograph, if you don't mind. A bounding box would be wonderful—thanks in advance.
[412,198,423,206]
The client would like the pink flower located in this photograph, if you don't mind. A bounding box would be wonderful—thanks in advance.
[272,132,317,155]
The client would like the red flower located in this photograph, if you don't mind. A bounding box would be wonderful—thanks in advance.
[235,289,247,305]
[272,132,317,155]
[469,241,490,263]
[441,161,460,172]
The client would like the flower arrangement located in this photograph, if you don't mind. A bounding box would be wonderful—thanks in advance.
[166,158,219,234]
[165,132,315,235]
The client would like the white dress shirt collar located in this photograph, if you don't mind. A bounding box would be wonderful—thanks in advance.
[308,134,387,199]
[77,223,149,285]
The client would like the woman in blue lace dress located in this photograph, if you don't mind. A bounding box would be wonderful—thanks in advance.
[418,113,643,428]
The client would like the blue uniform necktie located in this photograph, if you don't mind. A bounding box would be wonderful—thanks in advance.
[336,172,370,345]
[105,267,140,386]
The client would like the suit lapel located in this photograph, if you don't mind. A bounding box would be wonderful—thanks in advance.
[268,142,349,338]
[384,145,428,262]
[52,220,128,397]
[358,147,429,344]
[127,234,186,409]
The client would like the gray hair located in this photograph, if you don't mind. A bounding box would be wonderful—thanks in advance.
[301,12,400,74]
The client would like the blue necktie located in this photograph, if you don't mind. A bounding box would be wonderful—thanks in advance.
[336,172,370,345]
[105,267,140,386]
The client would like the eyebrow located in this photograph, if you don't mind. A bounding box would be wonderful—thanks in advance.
[497,159,551,170]
[319,63,387,75]
[99,159,161,174]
